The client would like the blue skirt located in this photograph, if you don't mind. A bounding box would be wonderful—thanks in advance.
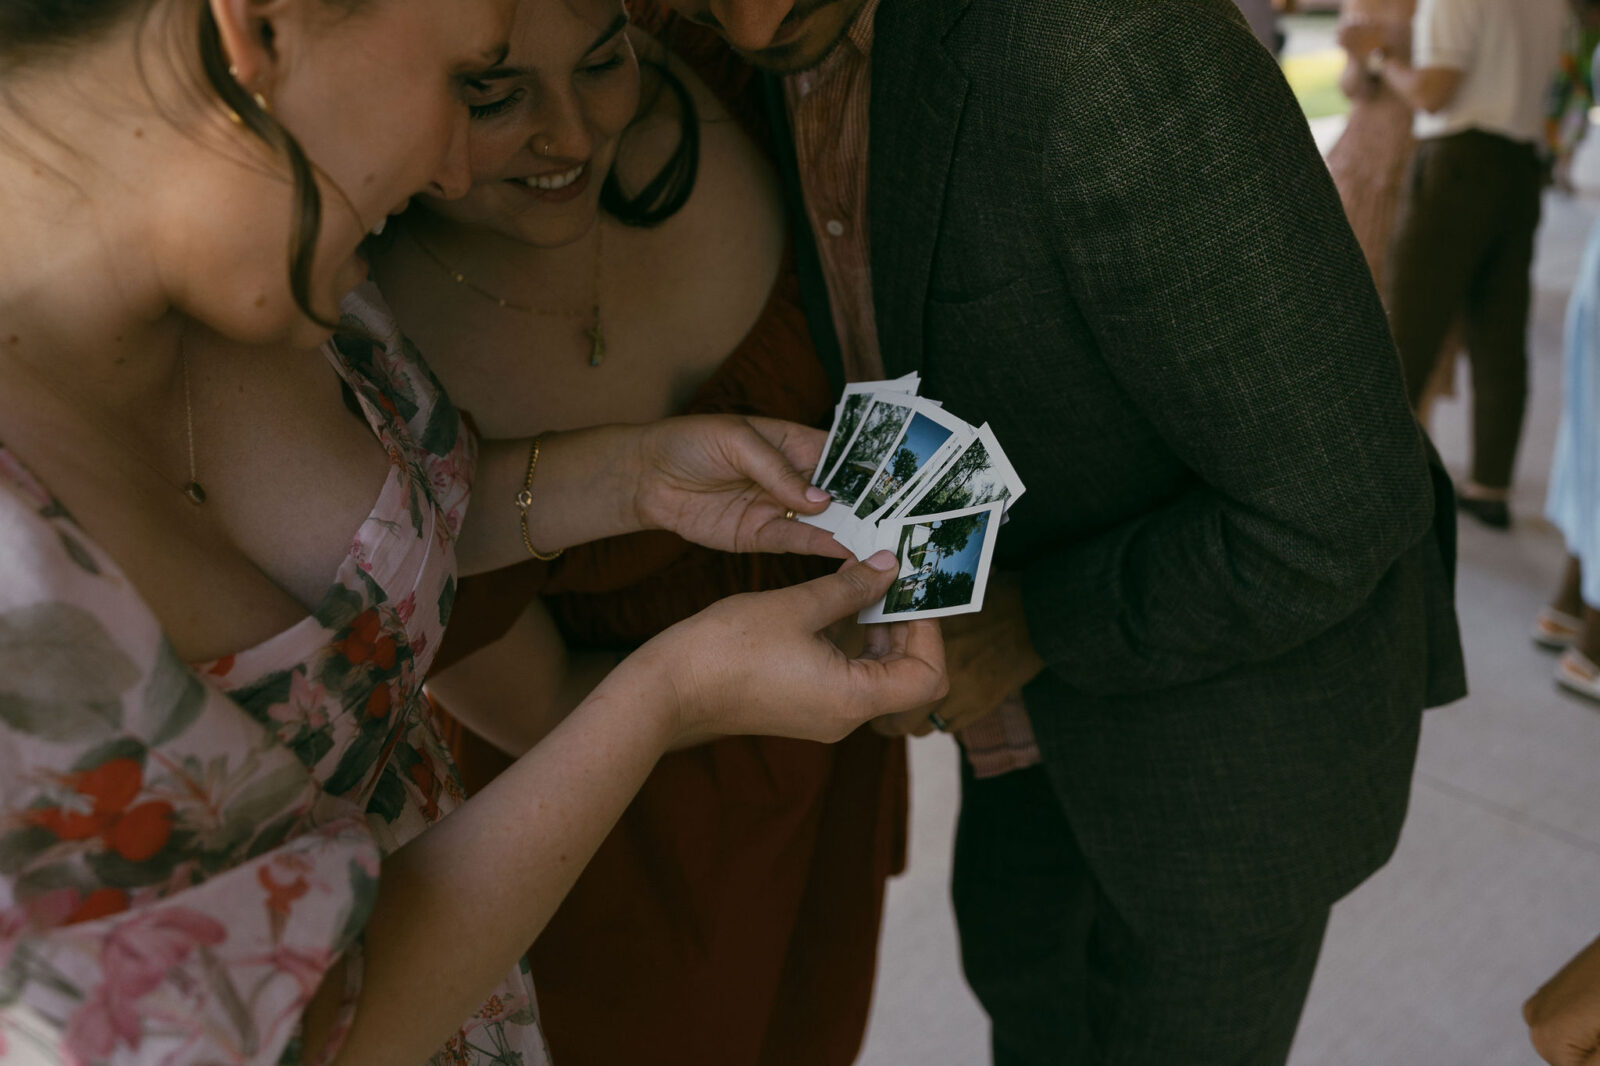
[1547,217,1600,605]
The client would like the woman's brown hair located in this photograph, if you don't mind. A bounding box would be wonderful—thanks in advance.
[1,0,359,326]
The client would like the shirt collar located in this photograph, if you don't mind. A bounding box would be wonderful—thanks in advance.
[786,0,880,96]
[844,0,880,58]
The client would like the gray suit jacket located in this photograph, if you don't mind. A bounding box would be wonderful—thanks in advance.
[775,0,1466,935]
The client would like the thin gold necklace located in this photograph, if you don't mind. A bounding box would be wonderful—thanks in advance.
[5,337,207,506]
[177,348,205,504]
[410,224,608,368]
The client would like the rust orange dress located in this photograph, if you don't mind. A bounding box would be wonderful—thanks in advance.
[430,19,909,1066]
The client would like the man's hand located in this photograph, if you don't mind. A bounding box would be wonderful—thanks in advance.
[872,573,1044,737]
[1526,933,1600,1064]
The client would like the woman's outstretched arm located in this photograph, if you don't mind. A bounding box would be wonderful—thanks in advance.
[457,416,848,577]
[305,554,946,1064]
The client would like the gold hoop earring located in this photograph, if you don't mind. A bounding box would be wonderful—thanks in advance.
[252,91,272,115]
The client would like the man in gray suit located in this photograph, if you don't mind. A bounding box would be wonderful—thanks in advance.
[660,0,1467,1061]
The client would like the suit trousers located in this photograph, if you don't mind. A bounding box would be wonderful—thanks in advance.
[952,760,1329,1066]
[1387,128,1544,490]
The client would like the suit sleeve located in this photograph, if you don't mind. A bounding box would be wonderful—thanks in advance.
[1021,3,1439,696]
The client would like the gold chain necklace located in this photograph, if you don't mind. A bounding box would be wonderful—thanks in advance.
[4,335,207,505]
[410,224,607,368]
[177,348,206,503]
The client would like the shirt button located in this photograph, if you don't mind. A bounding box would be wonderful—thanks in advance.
[825,219,846,237]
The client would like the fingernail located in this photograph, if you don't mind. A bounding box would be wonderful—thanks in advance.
[805,486,831,503]
[865,550,897,571]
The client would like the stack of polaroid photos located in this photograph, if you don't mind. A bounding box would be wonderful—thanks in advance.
[805,374,1026,622]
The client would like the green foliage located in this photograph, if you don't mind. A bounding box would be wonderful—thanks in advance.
[890,446,921,484]
[927,514,981,558]
[912,442,991,515]
[821,395,871,478]
[921,569,976,610]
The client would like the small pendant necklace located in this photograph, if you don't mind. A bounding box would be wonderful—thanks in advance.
[178,348,206,505]
[411,224,607,369]
[6,335,207,507]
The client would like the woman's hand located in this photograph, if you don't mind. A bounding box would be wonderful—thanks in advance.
[870,573,1044,738]
[458,417,850,577]
[1337,20,1384,57]
[628,415,848,559]
[628,552,948,746]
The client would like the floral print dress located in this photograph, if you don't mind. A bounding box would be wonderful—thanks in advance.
[0,285,549,1066]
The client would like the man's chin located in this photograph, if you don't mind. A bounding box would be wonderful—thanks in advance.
[736,3,859,72]
[738,40,831,73]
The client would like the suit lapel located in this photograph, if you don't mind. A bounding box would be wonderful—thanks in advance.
[870,0,971,378]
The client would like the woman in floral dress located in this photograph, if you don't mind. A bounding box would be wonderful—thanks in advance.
[0,2,946,1064]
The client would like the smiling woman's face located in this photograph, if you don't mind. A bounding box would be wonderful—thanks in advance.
[416,0,640,249]
[297,0,522,321]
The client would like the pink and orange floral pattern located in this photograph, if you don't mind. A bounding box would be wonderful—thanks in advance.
[0,286,549,1065]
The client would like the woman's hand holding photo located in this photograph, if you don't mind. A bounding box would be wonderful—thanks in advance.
[462,415,849,575]
[631,551,949,747]
[627,414,845,558]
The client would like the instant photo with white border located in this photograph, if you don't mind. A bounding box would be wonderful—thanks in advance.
[838,434,970,560]
[804,395,918,533]
[851,399,973,523]
[859,500,1005,623]
[813,374,920,488]
[891,423,1027,520]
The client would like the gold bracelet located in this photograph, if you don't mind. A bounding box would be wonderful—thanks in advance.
[515,435,564,561]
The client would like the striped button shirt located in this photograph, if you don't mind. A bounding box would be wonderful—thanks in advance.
[785,6,1041,778]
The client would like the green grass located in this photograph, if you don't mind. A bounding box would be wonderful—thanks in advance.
[1282,47,1352,121]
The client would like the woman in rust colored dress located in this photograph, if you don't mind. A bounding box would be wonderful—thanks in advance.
[370,1,905,1064]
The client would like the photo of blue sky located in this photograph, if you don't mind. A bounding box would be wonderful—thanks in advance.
[901,417,955,473]
[939,519,988,578]
[854,414,956,518]
[883,508,992,614]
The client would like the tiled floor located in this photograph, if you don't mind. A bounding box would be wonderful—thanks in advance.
[855,108,1600,1066]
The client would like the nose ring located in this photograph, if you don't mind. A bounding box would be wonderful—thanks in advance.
[534,134,552,155]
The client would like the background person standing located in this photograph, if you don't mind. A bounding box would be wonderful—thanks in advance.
[1234,0,1281,51]
[1354,0,1569,529]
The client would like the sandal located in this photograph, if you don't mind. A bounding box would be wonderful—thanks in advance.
[1534,606,1584,652]
[1556,648,1600,704]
